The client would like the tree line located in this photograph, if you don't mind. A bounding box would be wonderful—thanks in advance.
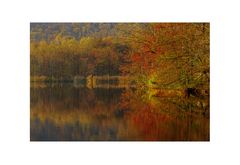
[30,35,129,80]
[31,23,209,92]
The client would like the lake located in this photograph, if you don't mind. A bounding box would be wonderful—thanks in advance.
[30,83,209,141]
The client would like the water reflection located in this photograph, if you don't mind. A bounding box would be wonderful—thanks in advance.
[30,83,209,141]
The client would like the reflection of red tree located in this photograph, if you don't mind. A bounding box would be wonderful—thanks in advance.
[119,88,209,141]
[119,89,134,110]
[130,105,172,141]
[119,89,172,140]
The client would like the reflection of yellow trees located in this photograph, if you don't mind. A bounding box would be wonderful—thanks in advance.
[31,98,141,140]
[31,97,118,126]
[121,88,209,116]
[31,87,209,140]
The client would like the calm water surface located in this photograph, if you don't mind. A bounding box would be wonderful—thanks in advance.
[30,83,209,141]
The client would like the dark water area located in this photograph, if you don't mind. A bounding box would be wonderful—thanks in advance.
[30,83,209,141]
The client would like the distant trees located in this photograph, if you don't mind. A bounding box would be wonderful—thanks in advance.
[30,23,117,42]
[30,34,129,79]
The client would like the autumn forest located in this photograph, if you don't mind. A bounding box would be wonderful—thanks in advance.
[30,23,210,141]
